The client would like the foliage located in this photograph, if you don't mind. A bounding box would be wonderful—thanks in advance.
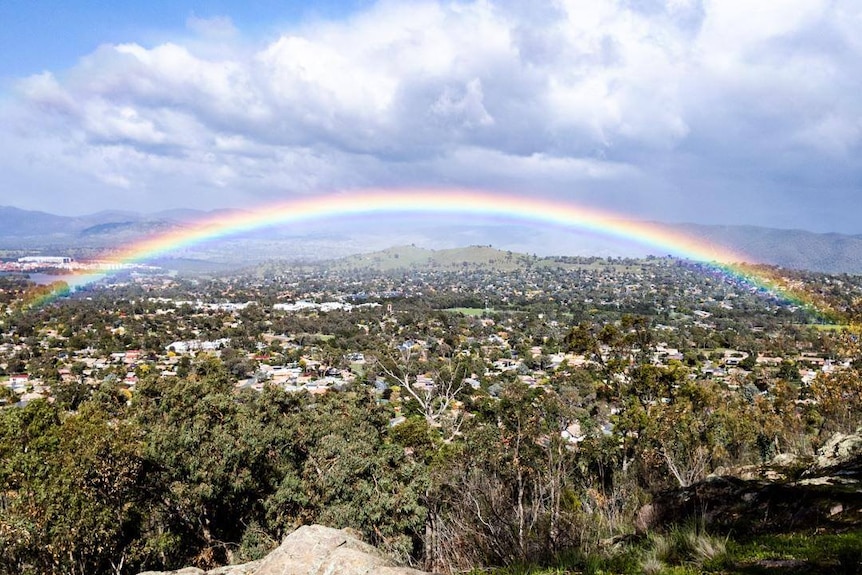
[3,258,862,574]
[0,400,145,575]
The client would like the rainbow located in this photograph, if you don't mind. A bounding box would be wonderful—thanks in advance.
[14,188,836,317]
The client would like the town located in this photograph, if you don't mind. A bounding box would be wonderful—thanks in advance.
[1,247,861,574]
[2,249,858,407]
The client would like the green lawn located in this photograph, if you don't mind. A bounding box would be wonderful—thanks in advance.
[443,307,490,316]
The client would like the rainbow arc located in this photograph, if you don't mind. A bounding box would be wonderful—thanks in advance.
[14,188,836,317]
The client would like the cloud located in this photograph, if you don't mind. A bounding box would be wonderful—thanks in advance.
[1,0,860,231]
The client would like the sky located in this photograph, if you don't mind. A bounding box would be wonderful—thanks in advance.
[1,0,860,233]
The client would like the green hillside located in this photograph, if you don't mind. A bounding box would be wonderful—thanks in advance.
[328,245,538,272]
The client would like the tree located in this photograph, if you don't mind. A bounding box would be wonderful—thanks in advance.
[426,383,582,570]
[376,343,468,441]
[777,360,801,384]
[132,365,274,569]
[291,391,428,563]
[739,350,757,371]
[0,400,146,575]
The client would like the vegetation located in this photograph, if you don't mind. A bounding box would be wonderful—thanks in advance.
[1,253,862,574]
[472,529,862,575]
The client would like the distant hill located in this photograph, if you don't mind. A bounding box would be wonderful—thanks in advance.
[329,245,540,272]
[0,205,861,274]
[79,220,182,238]
[671,223,862,274]
[0,206,83,237]
[0,206,194,250]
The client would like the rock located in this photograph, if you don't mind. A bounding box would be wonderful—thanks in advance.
[771,452,801,468]
[635,503,657,533]
[709,453,809,484]
[138,569,205,575]
[811,429,862,472]
[206,561,262,574]
[137,525,431,575]
[647,435,862,536]
[255,524,428,575]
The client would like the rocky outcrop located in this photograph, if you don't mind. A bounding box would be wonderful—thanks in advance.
[808,429,862,473]
[642,431,862,535]
[138,525,431,575]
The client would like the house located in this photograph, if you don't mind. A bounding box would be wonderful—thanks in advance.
[562,421,586,444]
[9,373,29,386]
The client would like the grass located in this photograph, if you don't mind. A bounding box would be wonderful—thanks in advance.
[472,529,862,575]
[728,531,862,574]
[443,307,491,316]
[635,527,729,574]
[441,307,522,316]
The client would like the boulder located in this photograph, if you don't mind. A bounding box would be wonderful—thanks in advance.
[809,429,862,472]
[138,525,431,575]
[644,430,862,535]
[206,562,263,575]
[255,524,428,575]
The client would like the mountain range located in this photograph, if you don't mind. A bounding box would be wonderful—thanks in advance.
[1,205,860,274]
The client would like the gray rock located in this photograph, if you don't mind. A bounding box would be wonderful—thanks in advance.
[771,452,801,468]
[206,561,262,575]
[812,430,862,471]
[647,429,862,535]
[709,454,808,483]
[137,525,431,575]
[138,569,205,575]
[255,524,428,575]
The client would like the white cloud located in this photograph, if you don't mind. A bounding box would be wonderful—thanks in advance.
[1,0,860,230]
[83,104,167,145]
[430,79,495,129]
